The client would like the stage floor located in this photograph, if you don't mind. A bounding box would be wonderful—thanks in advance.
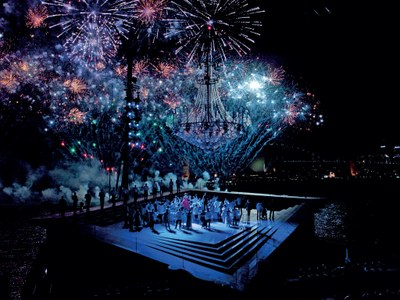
[80,205,303,291]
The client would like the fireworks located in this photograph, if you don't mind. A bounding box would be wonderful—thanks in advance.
[129,57,322,175]
[166,0,265,63]
[0,70,18,90]
[63,15,121,70]
[114,64,127,77]
[283,101,301,125]
[42,0,136,37]
[132,59,150,77]
[153,61,176,78]
[67,107,87,124]
[134,0,169,25]
[130,0,171,48]
[42,0,136,69]
[0,52,321,177]
[267,66,285,86]
[0,0,323,181]
[163,91,181,109]
[63,78,88,97]
[25,4,48,29]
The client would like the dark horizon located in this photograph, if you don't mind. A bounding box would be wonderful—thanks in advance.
[253,0,397,158]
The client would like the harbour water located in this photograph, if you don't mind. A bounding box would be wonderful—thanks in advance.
[1,179,400,299]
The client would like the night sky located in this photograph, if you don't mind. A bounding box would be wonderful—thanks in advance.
[254,0,397,158]
[1,0,397,165]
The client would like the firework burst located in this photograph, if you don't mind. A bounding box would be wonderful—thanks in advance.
[267,66,285,86]
[64,16,121,70]
[67,107,87,124]
[41,0,136,69]
[130,0,171,49]
[63,78,89,99]
[166,0,265,63]
[134,0,169,25]
[25,4,48,29]
[0,70,18,92]
[152,61,176,78]
[132,59,150,77]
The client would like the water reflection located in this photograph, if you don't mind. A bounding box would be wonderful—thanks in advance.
[314,193,400,262]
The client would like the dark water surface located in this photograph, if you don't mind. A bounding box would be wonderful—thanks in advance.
[2,180,400,299]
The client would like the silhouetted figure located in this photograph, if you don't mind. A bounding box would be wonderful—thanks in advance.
[133,205,142,231]
[122,187,129,206]
[159,181,165,197]
[133,185,139,204]
[143,183,149,201]
[269,199,275,221]
[148,211,156,233]
[99,189,105,211]
[59,195,67,217]
[233,207,241,226]
[262,206,268,220]
[84,191,92,213]
[176,178,181,193]
[175,208,182,229]
[152,183,158,199]
[186,209,192,230]
[127,205,134,231]
[169,178,174,194]
[71,192,78,215]
[79,200,84,212]
[200,210,206,228]
[110,188,116,207]
[164,208,171,230]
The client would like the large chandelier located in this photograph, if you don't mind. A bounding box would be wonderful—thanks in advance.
[172,56,248,150]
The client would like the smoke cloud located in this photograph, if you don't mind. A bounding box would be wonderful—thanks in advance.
[1,158,218,206]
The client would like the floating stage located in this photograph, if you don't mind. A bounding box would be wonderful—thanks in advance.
[33,190,325,291]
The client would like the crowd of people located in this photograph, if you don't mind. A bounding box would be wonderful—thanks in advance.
[125,192,248,232]
[57,179,277,233]
[123,191,279,233]
[58,177,183,216]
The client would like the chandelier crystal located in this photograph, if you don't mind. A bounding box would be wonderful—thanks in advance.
[172,57,248,150]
